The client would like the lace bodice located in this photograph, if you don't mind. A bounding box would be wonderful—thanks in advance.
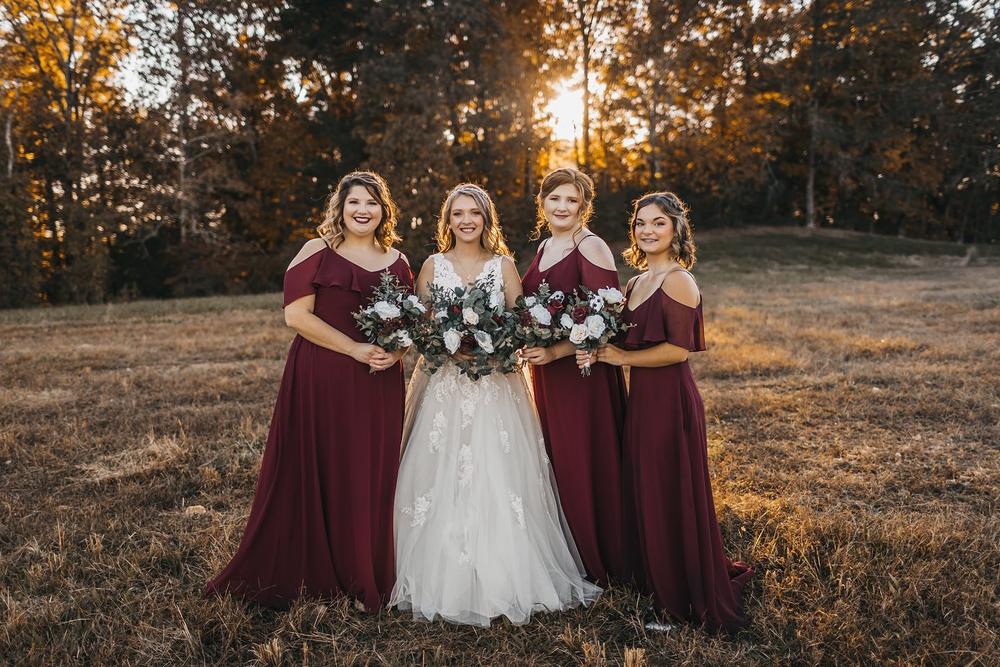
[432,254,505,307]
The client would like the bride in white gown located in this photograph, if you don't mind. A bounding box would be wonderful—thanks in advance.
[389,184,600,626]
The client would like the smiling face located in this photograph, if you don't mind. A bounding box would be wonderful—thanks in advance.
[448,194,485,246]
[341,184,383,239]
[633,203,675,258]
[543,183,584,233]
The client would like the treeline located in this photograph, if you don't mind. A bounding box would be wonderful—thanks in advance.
[1,0,997,307]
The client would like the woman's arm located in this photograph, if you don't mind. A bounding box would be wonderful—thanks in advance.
[529,340,576,364]
[284,295,383,365]
[415,255,436,302]
[594,340,689,368]
[500,256,523,308]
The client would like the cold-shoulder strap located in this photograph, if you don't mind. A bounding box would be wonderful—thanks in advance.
[661,268,704,352]
[661,267,701,308]
[575,233,618,289]
[624,275,640,298]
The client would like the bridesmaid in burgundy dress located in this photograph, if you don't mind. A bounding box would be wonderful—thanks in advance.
[521,168,627,585]
[205,171,412,611]
[590,191,752,632]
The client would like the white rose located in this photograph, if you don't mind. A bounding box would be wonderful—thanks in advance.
[395,330,412,347]
[598,287,624,305]
[560,313,574,329]
[435,309,447,320]
[585,314,606,338]
[550,290,565,301]
[407,294,427,313]
[589,295,605,312]
[373,301,401,320]
[473,330,494,354]
[443,328,462,354]
[524,296,537,307]
[462,307,479,326]
[569,323,588,345]
[529,304,552,326]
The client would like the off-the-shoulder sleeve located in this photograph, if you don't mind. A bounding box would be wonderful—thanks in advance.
[665,301,707,352]
[282,250,324,308]
[577,252,620,290]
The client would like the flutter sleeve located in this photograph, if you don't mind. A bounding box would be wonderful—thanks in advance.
[282,250,325,308]
[664,300,707,352]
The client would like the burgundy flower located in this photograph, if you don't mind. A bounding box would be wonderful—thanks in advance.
[572,305,589,324]
[546,302,562,316]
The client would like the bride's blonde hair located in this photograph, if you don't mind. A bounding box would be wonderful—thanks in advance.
[435,183,512,257]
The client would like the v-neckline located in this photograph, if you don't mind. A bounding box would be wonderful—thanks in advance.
[536,243,579,274]
[627,287,661,312]
[331,247,401,273]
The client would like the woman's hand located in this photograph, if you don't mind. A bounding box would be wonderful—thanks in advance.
[596,344,628,367]
[575,348,597,370]
[370,347,407,372]
[522,346,556,366]
[349,342,383,367]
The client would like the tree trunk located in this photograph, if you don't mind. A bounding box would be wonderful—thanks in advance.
[3,99,15,179]
[581,43,590,170]
[647,95,659,185]
[175,0,192,242]
[805,0,822,230]
[806,101,817,230]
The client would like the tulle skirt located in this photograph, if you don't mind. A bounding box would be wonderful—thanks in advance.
[390,360,601,626]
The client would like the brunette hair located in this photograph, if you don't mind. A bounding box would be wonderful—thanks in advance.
[530,167,596,241]
[435,183,512,257]
[316,171,400,249]
[623,191,697,270]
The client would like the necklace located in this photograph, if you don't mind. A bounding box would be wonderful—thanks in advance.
[448,251,490,283]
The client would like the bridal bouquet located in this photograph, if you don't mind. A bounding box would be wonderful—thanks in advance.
[417,279,519,381]
[510,280,567,348]
[557,285,630,376]
[353,270,425,371]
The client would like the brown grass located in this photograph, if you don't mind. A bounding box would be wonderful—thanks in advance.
[1,231,998,665]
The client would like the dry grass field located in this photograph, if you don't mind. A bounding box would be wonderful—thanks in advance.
[1,229,998,665]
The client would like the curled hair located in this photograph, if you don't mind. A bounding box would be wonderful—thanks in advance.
[316,171,401,249]
[531,167,596,241]
[436,183,512,257]
[623,191,697,270]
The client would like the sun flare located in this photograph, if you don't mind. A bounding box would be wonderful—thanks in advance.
[544,83,584,142]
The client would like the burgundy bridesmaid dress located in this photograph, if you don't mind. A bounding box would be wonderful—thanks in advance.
[621,273,752,632]
[521,238,627,585]
[205,247,412,610]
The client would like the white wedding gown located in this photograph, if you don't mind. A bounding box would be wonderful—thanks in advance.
[389,254,601,626]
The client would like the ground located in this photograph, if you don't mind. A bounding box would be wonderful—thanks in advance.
[1,228,997,665]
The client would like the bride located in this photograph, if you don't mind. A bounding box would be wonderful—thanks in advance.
[389,184,601,626]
